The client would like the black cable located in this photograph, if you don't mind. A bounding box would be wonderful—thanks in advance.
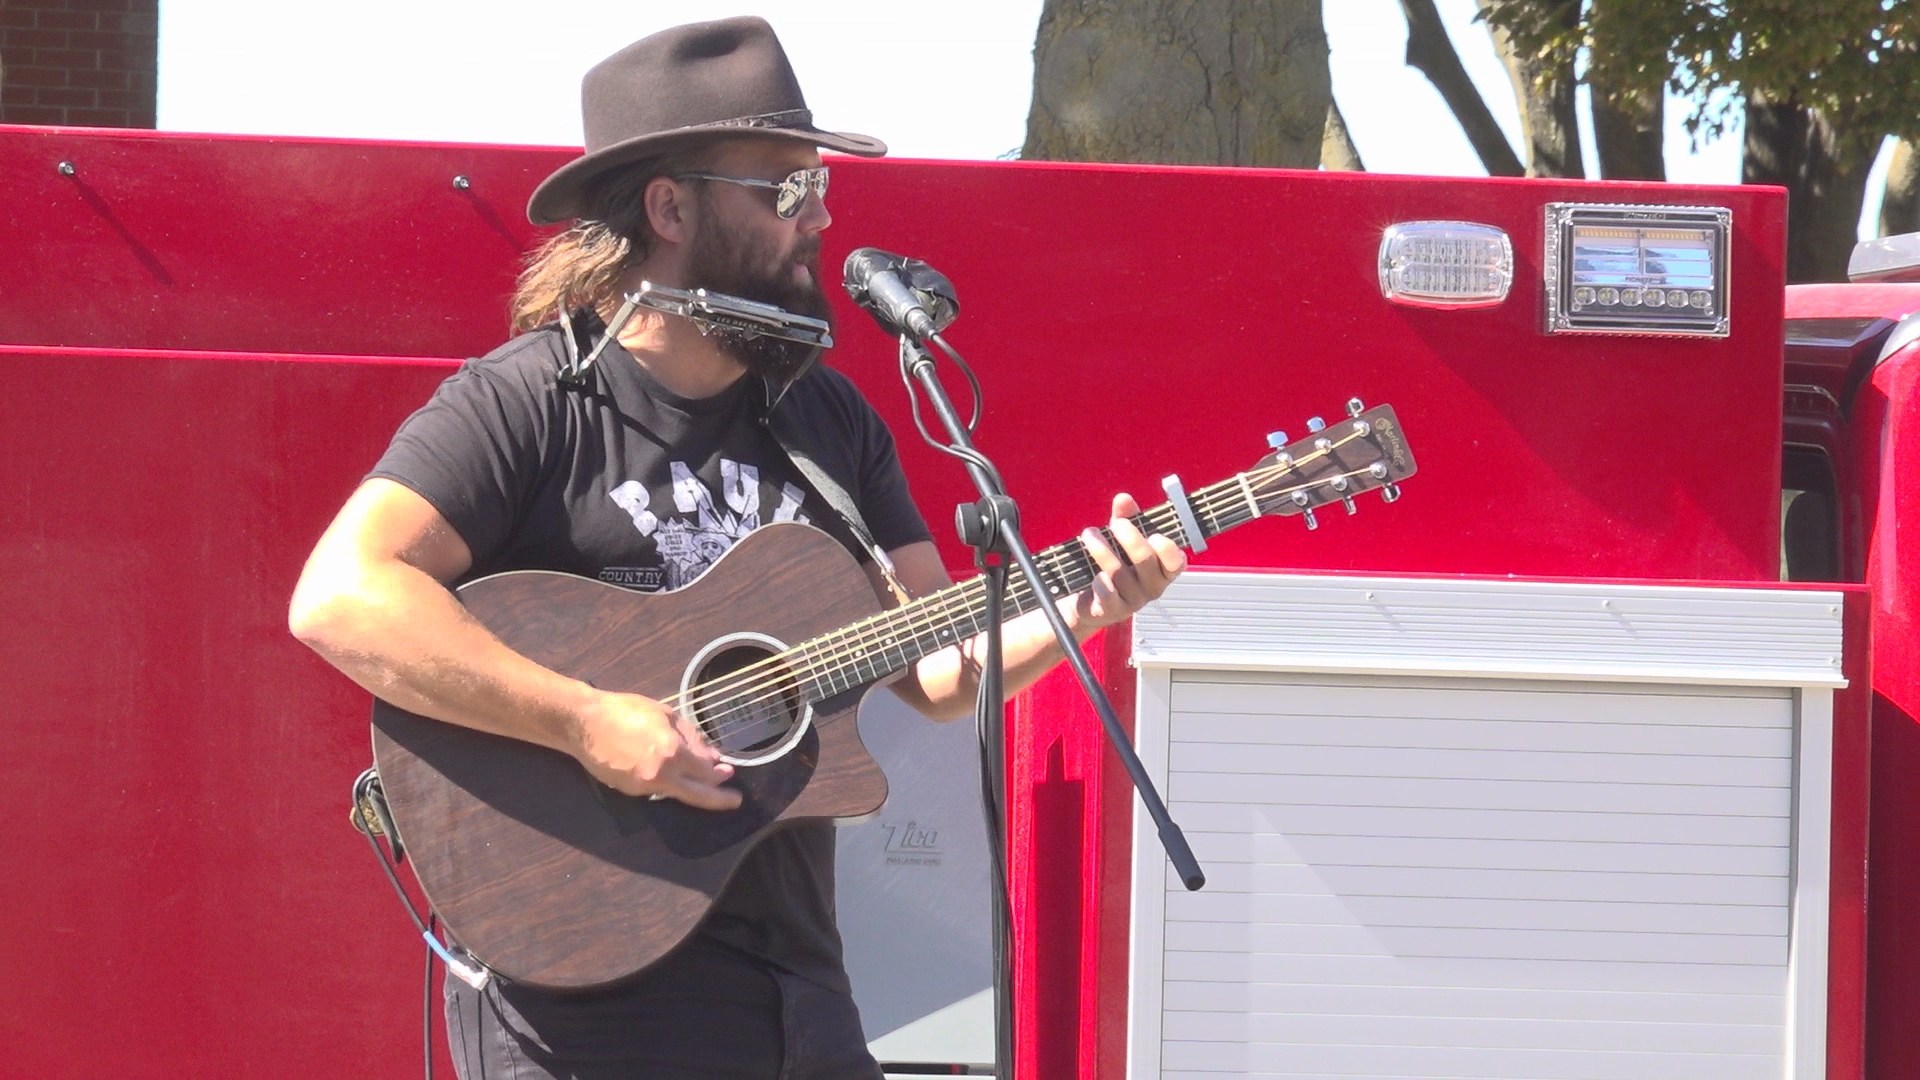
[353,769,440,1080]
[424,914,436,1080]
[927,332,983,434]
[898,339,996,475]
[973,566,1015,1080]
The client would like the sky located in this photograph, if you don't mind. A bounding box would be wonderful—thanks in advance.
[155,0,1891,237]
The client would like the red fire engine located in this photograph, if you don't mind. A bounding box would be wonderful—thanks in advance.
[2,123,1913,1079]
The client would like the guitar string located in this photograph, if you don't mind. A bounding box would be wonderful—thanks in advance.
[671,432,1382,744]
[683,463,1382,749]
[663,434,1363,726]
[712,424,1374,698]
[674,435,1382,747]
[676,444,1378,745]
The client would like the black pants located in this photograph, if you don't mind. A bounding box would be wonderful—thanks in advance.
[444,941,885,1080]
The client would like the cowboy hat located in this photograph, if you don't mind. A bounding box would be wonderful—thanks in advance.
[526,16,886,225]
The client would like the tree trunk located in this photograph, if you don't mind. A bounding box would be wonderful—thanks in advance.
[1585,0,1664,180]
[1023,0,1331,168]
[1883,139,1920,237]
[1399,0,1525,176]
[1744,94,1878,283]
[1322,98,1364,170]
[1590,90,1664,179]
[1477,0,1584,178]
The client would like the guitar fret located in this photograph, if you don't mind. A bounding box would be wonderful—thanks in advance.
[787,463,1303,706]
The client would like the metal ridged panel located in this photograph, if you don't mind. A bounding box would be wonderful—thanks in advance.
[1134,574,1847,687]
[1146,671,1799,1080]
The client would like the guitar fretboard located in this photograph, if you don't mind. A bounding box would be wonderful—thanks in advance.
[788,474,1263,700]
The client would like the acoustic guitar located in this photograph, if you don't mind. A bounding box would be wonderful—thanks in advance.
[370,400,1417,989]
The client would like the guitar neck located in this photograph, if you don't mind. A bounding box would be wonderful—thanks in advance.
[790,473,1261,700]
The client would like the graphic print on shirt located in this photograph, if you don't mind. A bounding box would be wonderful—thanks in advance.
[605,458,809,591]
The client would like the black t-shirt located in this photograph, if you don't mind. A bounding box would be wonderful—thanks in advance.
[369,324,931,996]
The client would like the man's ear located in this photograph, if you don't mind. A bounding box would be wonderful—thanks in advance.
[644,175,693,246]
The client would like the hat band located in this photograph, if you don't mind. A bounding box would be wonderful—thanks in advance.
[683,108,814,134]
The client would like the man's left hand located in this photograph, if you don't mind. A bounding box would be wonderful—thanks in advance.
[1071,493,1187,631]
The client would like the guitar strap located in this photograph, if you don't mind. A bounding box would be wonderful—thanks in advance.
[759,379,913,606]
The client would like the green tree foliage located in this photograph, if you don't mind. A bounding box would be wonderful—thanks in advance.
[1484,0,1920,144]
[1476,0,1920,280]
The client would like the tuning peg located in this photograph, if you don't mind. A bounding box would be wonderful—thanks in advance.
[1381,483,1402,503]
[1265,430,1290,449]
[1346,398,1365,418]
[1302,507,1319,530]
[1342,496,1358,515]
[1306,416,1326,433]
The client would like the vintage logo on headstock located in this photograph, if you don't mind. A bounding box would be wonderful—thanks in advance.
[1368,414,1413,474]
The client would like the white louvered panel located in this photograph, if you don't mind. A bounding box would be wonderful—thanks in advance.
[1174,802,1790,847]
[1139,670,1798,1080]
[1162,980,1783,1025]
[1173,742,1792,787]
[1159,951,1787,994]
[1170,891,1788,936]
[1185,862,1785,907]
[1133,574,1847,687]
[1161,1011,1781,1055]
[1181,830,1788,876]
[1163,920,1783,966]
[1176,710,1794,756]
[1172,770,1792,817]
[1173,678,1804,728]
[1158,1041,1779,1080]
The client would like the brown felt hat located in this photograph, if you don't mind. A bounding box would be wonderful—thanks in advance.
[526,17,887,225]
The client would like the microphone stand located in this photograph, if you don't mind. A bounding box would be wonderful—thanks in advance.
[895,335,1204,1080]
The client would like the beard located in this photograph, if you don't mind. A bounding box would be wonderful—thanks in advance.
[682,198,833,383]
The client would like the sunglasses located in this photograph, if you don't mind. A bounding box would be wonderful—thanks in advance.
[675,166,830,219]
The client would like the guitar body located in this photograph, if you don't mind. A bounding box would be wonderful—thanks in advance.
[365,400,1419,993]
[370,522,890,991]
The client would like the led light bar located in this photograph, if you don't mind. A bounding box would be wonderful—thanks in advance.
[1544,203,1730,337]
[1378,221,1513,308]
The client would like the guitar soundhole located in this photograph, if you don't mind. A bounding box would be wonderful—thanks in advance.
[683,633,812,767]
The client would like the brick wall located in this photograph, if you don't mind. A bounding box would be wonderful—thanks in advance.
[0,0,158,128]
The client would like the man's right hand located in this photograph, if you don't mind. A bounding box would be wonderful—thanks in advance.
[571,691,743,810]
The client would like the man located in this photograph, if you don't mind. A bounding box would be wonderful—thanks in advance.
[288,17,1184,1080]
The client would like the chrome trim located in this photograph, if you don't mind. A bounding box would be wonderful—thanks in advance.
[1543,203,1731,338]
[1875,310,1920,368]
[1784,383,1842,411]
[1848,231,1920,283]
[1377,221,1513,308]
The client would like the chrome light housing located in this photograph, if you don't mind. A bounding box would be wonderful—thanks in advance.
[1378,221,1514,308]
[1544,203,1730,337]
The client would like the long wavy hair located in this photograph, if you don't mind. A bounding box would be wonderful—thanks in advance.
[509,152,694,333]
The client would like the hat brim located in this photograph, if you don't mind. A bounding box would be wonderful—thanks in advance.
[526,124,886,226]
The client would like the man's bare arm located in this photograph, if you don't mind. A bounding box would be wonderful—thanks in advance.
[287,478,740,809]
[873,493,1186,722]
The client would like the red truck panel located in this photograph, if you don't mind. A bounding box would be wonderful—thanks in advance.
[1787,281,1920,1078]
[1859,346,1920,1077]
[1,127,1805,1078]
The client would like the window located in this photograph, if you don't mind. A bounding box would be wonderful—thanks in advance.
[1781,448,1839,582]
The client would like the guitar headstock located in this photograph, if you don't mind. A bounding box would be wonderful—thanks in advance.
[1246,399,1417,529]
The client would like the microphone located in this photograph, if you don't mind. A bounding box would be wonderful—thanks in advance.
[842,248,959,340]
